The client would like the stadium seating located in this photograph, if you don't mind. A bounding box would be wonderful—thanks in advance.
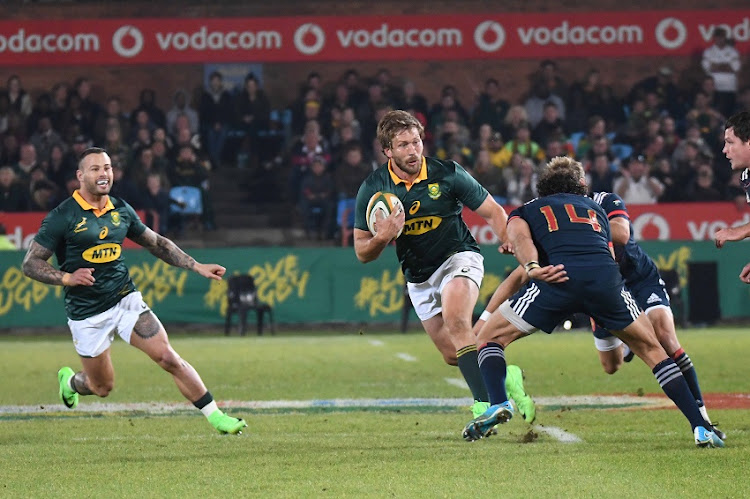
[224,274,274,336]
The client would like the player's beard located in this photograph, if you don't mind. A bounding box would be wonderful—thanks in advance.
[393,154,421,175]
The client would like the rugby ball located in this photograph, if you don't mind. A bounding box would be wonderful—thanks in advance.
[366,191,404,238]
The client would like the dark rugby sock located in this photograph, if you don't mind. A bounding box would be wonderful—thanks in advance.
[672,349,704,407]
[457,345,489,403]
[193,391,220,418]
[653,358,707,430]
[477,342,509,406]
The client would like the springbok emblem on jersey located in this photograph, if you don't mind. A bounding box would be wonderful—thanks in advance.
[73,217,88,233]
[428,183,441,200]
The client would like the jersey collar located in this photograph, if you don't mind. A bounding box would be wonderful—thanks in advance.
[73,190,115,217]
[388,157,427,191]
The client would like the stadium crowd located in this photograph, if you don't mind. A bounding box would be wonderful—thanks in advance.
[0,28,746,241]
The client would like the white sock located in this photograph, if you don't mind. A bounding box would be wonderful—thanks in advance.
[200,400,220,418]
[699,405,712,425]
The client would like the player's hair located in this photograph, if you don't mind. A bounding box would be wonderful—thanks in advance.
[376,110,424,151]
[725,111,750,142]
[537,156,587,197]
[77,147,108,170]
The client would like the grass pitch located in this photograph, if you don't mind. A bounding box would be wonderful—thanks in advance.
[1,327,748,497]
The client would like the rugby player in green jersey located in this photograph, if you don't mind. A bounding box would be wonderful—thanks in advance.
[353,110,536,424]
[22,147,246,435]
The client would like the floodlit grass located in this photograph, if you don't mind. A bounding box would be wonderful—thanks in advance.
[1,328,748,497]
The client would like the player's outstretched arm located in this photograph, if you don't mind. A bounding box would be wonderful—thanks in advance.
[474,194,508,244]
[715,222,750,248]
[130,227,225,280]
[22,241,95,286]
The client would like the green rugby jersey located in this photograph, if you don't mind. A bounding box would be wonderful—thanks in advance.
[34,190,147,320]
[355,156,488,283]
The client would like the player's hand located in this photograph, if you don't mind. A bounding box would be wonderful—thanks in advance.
[528,264,568,283]
[740,263,750,284]
[194,263,226,280]
[498,242,514,254]
[64,268,96,287]
[373,204,405,241]
[714,227,742,248]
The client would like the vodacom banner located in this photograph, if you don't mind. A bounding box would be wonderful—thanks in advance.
[0,10,748,65]
[464,202,750,245]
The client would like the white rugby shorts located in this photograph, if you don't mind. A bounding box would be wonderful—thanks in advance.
[67,291,151,357]
[407,251,484,321]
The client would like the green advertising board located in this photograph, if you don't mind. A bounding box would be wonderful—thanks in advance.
[1,242,749,328]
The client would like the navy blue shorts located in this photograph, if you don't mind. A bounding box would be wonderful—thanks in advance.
[593,273,669,339]
[501,265,641,334]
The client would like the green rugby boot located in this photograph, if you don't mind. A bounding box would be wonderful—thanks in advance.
[470,401,491,418]
[208,410,247,435]
[57,367,78,409]
[505,365,536,423]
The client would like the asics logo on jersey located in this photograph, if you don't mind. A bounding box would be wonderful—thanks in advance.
[74,217,88,233]
[99,226,109,239]
[409,200,420,215]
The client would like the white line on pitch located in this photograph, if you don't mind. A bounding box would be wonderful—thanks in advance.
[444,377,469,390]
[368,340,384,347]
[534,425,582,443]
[395,352,417,362]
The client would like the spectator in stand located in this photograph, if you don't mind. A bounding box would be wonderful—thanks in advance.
[544,137,575,162]
[29,116,65,166]
[686,160,724,202]
[166,89,199,137]
[61,93,91,141]
[130,109,157,143]
[641,134,668,167]
[701,27,741,117]
[672,139,705,191]
[0,133,19,166]
[0,93,10,135]
[199,71,233,170]
[472,78,510,137]
[6,75,32,121]
[235,73,271,156]
[524,81,566,128]
[109,161,141,208]
[73,77,101,135]
[582,135,616,172]
[499,105,529,144]
[129,146,169,191]
[586,153,617,194]
[94,96,130,145]
[368,135,387,171]
[0,165,30,211]
[731,85,750,116]
[576,115,607,159]
[288,121,331,204]
[660,115,681,157]
[652,157,679,202]
[628,66,684,121]
[428,85,470,133]
[62,134,91,172]
[486,131,506,170]
[471,123,494,159]
[299,155,335,240]
[534,59,568,104]
[14,143,38,190]
[131,89,166,130]
[506,155,539,206]
[151,139,173,174]
[434,116,472,162]
[103,125,131,168]
[169,144,215,230]
[686,91,725,142]
[28,179,58,211]
[26,93,52,138]
[398,80,429,119]
[335,142,371,201]
[357,81,390,142]
[726,168,748,209]
[342,68,367,111]
[325,82,353,116]
[532,101,566,148]
[470,148,507,199]
[614,154,664,204]
[374,68,402,105]
[290,86,322,137]
[4,111,27,147]
[140,172,172,235]
[130,126,152,153]
[49,82,70,132]
[45,143,72,192]
[496,122,546,168]
[331,107,361,150]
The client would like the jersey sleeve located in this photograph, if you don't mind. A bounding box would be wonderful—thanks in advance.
[453,162,489,211]
[354,181,376,231]
[34,209,66,252]
[123,200,148,239]
[601,193,629,221]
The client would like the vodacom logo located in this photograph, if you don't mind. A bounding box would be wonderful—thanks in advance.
[655,17,687,50]
[474,20,505,52]
[112,25,144,58]
[631,213,670,240]
[294,23,325,55]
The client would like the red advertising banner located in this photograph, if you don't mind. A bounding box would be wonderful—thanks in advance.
[0,10,747,66]
[463,202,750,245]
[0,212,144,250]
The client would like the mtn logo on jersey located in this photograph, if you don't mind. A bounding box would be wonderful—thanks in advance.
[403,216,442,235]
[647,293,662,305]
[82,243,122,263]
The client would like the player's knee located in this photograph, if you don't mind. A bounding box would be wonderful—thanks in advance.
[601,361,621,375]
[443,353,458,366]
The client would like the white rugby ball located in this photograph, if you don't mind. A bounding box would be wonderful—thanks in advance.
[366,191,404,238]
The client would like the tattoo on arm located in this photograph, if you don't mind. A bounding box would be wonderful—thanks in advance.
[131,228,196,270]
[133,311,162,340]
[22,241,66,285]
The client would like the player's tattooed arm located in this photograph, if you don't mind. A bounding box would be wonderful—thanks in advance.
[131,227,196,270]
[22,241,65,285]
